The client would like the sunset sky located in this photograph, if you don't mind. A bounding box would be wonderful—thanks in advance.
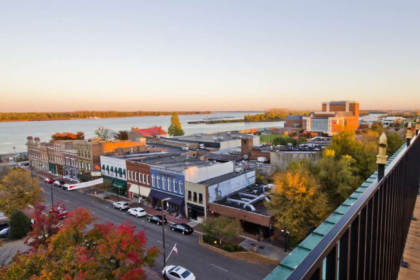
[1,1,419,112]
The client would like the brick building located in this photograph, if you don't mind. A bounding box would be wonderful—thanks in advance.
[77,139,147,182]
[285,100,359,135]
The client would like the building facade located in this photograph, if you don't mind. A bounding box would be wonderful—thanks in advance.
[285,100,360,136]
[62,149,79,180]
[126,161,151,200]
[100,155,128,197]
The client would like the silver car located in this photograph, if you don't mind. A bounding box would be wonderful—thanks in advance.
[112,201,130,211]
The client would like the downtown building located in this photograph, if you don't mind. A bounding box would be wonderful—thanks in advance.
[285,100,360,135]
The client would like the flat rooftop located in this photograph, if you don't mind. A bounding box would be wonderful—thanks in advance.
[199,170,254,185]
[138,154,221,171]
[171,132,256,143]
[213,185,271,216]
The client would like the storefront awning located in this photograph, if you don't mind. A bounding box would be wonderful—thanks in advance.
[112,180,127,190]
[128,184,151,197]
[149,190,184,206]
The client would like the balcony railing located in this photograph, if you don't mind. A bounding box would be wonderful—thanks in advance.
[265,132,420,280]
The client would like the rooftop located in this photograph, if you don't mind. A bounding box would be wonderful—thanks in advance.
[285,115,303,120]
[199,170,255,185]
[171,132,256,143]
[212,184,272,216]
[133,126,167,137]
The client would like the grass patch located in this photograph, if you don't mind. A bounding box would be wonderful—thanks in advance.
[203,235,245,253]
[260,134,281,143]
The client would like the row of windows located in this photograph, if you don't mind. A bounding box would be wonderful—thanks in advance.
[77,149,91,159]
[188,191,203,204]
[151,175,184,195]
[78,161,91,172]
[64,157,77,168]
[127,170,150,185]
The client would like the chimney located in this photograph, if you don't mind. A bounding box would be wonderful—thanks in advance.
[241,138,253,158]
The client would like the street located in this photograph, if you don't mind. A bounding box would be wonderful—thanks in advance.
[38,179,277,280]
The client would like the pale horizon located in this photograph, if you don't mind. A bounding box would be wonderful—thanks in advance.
[1,1,420,112]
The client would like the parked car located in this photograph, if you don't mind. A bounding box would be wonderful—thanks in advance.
[0,221,9,231]
[148,215,167,225]
[53,181,66,188]
[162,266,195,280]
[0,228,9,238]
[127,207,147,218]
[182,146,189,151]
[44,178,55,184]
[112,201,130,211]
[49,207,68,219]
[170,223,194,235]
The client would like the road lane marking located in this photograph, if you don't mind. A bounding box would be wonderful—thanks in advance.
[64,200,70,203]
[211,264,228,272]
[45,192,50,194]
[156,241,170,246]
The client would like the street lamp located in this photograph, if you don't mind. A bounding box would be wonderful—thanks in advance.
[161,197,172,270]
[281,230,289,252]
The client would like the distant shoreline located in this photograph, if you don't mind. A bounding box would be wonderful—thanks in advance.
[0,111,214,123]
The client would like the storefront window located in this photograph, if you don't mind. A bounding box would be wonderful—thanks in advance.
[199,193,203,204]
[188,191,192,201]
[179,181,183,194]
[193,192,197,202]
[157,176,160,188]
[152,175,155,187]
[173,180,177,192]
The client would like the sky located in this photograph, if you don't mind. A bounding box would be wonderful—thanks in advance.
[0,1,419,112]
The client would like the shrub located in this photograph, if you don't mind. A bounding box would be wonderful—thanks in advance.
[9,209,31,239]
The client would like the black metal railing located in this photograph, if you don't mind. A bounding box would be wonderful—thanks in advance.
[286,134,420,280]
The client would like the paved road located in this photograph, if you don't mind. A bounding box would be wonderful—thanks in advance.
[39,179,276,280]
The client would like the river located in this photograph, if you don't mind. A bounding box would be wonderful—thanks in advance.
[0,112,285,154]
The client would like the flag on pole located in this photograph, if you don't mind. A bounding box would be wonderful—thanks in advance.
[173,244,178,255]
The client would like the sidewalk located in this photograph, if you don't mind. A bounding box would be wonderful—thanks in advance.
[239,238,288,261]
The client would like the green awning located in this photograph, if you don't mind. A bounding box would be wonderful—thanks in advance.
[106,165,109,171]
[122,169,126,175]
[102,164,105,170]
[118,168,123,175]
[112,180,127,190]
[110,166,114,172]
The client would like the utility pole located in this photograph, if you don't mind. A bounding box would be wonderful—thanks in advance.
[161,197,171,270]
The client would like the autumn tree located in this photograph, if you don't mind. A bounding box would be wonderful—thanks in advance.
[25,202,65,248]
[0,168,44,214]
[201,216,243,245]
[265,169,329,241]
[51,131,85,141]
[95,126,115,141]
[1,207,159,279]
[168,112,185,136]
[114,130,128,140]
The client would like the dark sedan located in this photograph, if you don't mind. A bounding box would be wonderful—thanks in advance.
[170,223,194,235]
[148,215,167,225]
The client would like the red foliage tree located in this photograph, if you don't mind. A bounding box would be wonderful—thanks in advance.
[2,207,159,279]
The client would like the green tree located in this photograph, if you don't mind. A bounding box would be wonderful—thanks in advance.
[9,210,31,239]
[297,137,307,144]
[168,112,185,136]
[201,216,243,245]
[0,169,44,214]
[317,151,361,208]
[95,126,115,141]
[265,169,329,241]
[385,130,404,156]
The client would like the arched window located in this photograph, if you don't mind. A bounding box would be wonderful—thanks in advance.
[162,177,166,190]
[152,175,155,188]
[173,180,177,193]
[157,176,160,188]
[168,178,171,191]
[179,181,183,194]
[138,172,142,183]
